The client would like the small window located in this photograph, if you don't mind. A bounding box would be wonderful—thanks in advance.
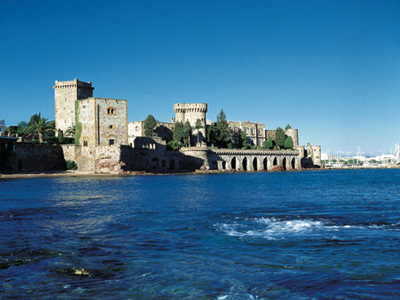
[107,107,116,115]
[109,124,115,129]
[83,138,88,147]
[109,139,115,145]
[135,126,139,131]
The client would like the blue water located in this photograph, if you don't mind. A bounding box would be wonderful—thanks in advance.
[1,169,400,299]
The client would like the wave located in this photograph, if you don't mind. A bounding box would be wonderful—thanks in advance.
[215,217,400,240]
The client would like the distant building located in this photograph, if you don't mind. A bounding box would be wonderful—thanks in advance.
[228,121,266,147]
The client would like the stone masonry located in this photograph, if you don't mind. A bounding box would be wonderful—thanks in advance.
[54,79,94,134]
[173,103,208,144]
[53,79,321,173]
[77,98,128,147]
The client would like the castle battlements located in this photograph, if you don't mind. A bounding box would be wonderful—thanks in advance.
[54,78,94,90]
[173,103,208,113]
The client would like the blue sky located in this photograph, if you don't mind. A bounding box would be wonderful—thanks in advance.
[1,0,399,156]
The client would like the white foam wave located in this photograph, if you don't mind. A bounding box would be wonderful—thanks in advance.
[215,217,398,239]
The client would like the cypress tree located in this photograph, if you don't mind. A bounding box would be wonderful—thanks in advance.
[284,136,293,149]
[144,114,157,137]
[275,127,286,149]
[173,121,185,143]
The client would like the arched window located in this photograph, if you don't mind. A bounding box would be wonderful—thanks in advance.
[107,107,116,115]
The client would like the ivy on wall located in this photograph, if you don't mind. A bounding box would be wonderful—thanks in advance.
[74,100,82,145]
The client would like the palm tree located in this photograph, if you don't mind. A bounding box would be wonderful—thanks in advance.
[25,113,55,143]
[65,125,76,138]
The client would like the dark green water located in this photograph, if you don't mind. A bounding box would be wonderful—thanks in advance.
[1,169,400,299]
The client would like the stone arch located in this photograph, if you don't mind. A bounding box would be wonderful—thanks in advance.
[161,160,166,168]
[212,160,218,170]
[282,157,287,170]
[231,157,237,170]
[222,161,226,170]
[291,157,296,170]
[252,157,257,171]
[242,157,248,171]
[152,158,159,169]
[273,157,278,166]
[169,159,175,170]
[263,157,268,170]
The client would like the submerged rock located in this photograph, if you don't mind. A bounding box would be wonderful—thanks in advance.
[58,267,92,277]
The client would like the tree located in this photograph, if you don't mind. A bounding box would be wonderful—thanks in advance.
[284,136,293,149]
[194,118,203,144]
[17,121,28,136]
[183,120,192,147]
[144,114,157,137]
[65,125,75,137]
[58,129,64,144]
[274,127,286,149]
[173,121,185,143]
[24,112,54,143]
[167,140,182,150]
[267,137,274,149]
[285,124,292,130]
[207,124,218,147]
[263,137,274,149]
[239,130,248,149]
[215,109,231,148]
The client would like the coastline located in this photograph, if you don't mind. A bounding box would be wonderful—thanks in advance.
[1,165,398,179]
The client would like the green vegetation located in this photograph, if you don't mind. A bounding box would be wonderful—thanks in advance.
[58,129,64,144]
[167,140,182,150]
[240,131,249,149]
[65,125,75,138]
[173,121,185,143]
[274,127,286,149]
[167,121,188,150]
[144,114,157,137]
[284,136,293,149]
[285,124,292,130]
[207,124,218,147]
[75,101,82,145]
[66,160,77,170]
[207,109,232,148]
[263,137,274,149]
[24,112,55,143]
[194,118,203,144]
[183,120,192,147]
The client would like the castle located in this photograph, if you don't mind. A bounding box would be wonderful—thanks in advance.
[55,79,321,173]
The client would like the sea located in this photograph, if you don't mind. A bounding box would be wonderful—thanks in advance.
[1,169,400,299]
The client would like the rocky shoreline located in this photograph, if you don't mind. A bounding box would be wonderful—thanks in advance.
[1,165,398,179]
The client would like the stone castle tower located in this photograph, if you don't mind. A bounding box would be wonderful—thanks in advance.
[54,79,94,133]
[285,128,299,147]
[173,103,208,144]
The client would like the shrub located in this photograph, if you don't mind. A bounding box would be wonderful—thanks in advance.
[66,160,77,170]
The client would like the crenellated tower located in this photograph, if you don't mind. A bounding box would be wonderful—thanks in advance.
[173,103,208,145]
[54,79,94,134]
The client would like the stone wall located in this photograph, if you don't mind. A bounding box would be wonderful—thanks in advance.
[3,143,66,173]
[78,98,128,147]
[54,79,94,134]
[228,121,266,147]
[128,121,174,146]
[174,103,207,143]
